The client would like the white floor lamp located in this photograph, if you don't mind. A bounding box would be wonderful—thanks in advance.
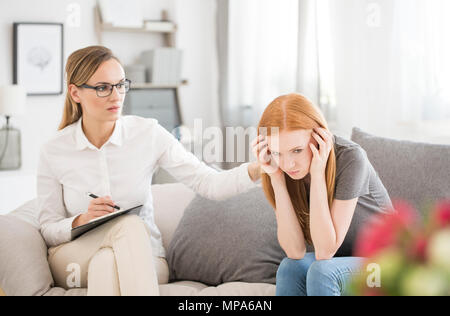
[0,85,26,170]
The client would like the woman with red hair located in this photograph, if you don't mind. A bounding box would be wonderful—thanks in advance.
[253,93,393,296]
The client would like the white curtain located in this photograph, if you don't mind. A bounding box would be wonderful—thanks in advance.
[220,0,299,127]
[303,0,450,143]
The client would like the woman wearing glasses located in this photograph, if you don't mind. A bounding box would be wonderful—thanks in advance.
[38,46,261,296]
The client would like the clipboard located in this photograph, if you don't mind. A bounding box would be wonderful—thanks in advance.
[70,205,143,240]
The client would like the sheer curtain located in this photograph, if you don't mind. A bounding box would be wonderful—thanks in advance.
[303,0,450,143]
[390,0,450,123]
[218,0,450,144]
[218,0,299,128]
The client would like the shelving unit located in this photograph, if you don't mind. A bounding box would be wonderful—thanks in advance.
[93,5,186,133]
[131,81,188,90]
[94,6,177,47]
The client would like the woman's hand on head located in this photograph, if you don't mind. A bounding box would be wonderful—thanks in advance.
[72,196,116,228]
[252,135,284,183]
[309,127,334,178]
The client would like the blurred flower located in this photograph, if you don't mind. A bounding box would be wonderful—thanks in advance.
[351,200,450,296]
[355,200,418,258]
[409,234,428,262]
[371,249,405,294]
[427,229,450,274]
[400,266,448,296]
[435,201,450,228]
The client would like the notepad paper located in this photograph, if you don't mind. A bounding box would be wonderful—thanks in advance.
[71,205,143,240]
[88,208,124,223]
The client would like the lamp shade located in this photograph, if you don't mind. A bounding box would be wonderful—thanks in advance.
[0,85,26,116]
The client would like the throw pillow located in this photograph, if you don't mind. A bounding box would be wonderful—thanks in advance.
[167,188,286,286]
[0,215,53,296]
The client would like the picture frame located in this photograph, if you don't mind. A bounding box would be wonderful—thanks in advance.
[13,22,64,96]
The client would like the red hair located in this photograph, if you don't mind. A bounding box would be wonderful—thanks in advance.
[257,93,336,244]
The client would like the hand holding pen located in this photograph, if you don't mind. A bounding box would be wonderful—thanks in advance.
[87,193,121,210]
[72,193,120,228]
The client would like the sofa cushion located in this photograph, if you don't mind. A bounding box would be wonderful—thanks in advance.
[351,128,450,214]
[167,187,286,286]
[0,215,54,296]
[43,287,87,296]
[159,281,276,296]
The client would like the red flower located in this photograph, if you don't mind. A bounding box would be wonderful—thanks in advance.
[434,200,450,228]
[363,288,386,297]
[355,219,395,258]
[409,234,428,262]
[355,200,418,258]
[388,200,419,228]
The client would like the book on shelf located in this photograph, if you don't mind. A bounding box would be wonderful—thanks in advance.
[141,48,183,86]
[144,20,176,32]
[98,0,144,28]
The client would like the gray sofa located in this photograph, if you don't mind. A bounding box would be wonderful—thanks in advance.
[351,127,450,216]
[1,127,449,296]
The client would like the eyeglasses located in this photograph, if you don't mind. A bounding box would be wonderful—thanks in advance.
[79,79,131,98]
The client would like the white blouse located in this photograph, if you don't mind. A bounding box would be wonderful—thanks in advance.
[37,115,257,257]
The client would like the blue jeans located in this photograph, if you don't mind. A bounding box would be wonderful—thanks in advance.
[276,253,364,296]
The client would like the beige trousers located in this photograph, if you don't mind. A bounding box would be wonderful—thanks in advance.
[48,214,169,296]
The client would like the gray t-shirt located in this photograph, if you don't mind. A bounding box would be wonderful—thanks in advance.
[327,135,393,256]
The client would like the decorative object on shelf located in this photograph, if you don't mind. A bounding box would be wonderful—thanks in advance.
[0,85,26,170]
[141,48,182,85]
[94,6,177,47]
[13,23,64,96]
[349,200,450,296]
[143,20,177,33]
[123,87,182,133]
[98,0,144,28]
[93,6,186,131]
[124,64,146,85]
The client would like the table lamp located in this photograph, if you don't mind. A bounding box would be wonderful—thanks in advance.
[0,85,26,170]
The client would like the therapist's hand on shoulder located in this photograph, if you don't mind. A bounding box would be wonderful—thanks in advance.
[72,196,116,228]
[252,135,283,182]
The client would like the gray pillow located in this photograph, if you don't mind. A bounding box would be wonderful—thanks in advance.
[167,188,286,286]
[351,128,450,214]
[0,215,54,296]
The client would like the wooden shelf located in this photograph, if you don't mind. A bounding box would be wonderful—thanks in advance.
[94,6,177,46]
[100,21,177,34]
[131,80,188,90]
[93,5,185,127]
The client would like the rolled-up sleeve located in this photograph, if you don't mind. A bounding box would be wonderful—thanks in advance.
[155,124,257,201]
[37,148,77,247]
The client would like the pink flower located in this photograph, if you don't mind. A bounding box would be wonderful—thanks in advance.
[388,200,419,228]
[355,200,418,258]
[409,234,428,262]
[355,220,395,257]
[363,288,386,297]
[434,201,450,228]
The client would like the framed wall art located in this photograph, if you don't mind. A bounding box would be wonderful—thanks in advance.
[13,23,64,95]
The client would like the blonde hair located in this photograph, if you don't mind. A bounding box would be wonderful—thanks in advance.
[58,46,121,130]
[257,93,336,244]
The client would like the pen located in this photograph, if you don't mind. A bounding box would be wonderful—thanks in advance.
[87,192,121,210]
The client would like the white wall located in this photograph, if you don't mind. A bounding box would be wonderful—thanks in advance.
[174,0,221,129]
[0,0,220,174]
